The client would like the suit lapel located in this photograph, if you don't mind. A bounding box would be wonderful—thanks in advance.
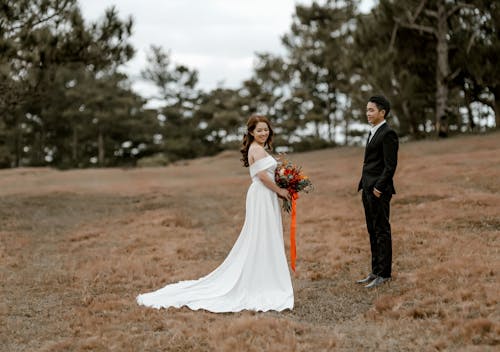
[368,123,388,146]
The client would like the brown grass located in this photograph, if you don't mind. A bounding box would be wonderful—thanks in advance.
[1,132,499,351]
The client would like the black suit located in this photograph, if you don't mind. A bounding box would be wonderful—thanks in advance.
[358,122,398,278]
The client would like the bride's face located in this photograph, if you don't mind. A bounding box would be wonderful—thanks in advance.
[251,122,270,145]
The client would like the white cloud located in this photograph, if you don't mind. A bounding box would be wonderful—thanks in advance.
[79,0,374,95]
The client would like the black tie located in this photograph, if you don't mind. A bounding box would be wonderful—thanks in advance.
[366,131,372,145]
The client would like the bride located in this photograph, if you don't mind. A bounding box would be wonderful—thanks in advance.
[136,115,294,313]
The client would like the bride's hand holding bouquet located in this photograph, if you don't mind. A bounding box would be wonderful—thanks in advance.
[274,155,313,212]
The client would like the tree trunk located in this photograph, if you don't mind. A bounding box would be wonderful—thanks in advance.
[464,86,476,131]
[72,127,78,166]
[36,125,46,165]
[344,114,349,146]
[328,94,337,143]
[466,103,475,131]
[314,121,320,138]
[328,113,334,142]
[494,99,500,130]
[492,85,500,130]
[435,3,450,137]
[98,129,105,166]
[14,122,20,167]
[33,131,42,165]
[402,100,420,138]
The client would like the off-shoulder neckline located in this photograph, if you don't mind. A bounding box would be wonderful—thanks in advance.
[249,154,273,167]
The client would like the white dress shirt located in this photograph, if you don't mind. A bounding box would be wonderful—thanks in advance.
[368,120,386,143]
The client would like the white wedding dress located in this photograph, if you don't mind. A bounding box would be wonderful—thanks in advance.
[136,155,294,312]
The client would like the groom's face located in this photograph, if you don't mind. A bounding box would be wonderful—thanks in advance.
[366,102,385,126]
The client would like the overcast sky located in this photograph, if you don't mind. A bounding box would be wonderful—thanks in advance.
[79,0,374,98]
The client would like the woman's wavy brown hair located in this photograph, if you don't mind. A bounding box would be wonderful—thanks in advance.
[240,115,274,167]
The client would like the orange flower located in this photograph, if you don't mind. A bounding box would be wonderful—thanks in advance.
[274,157,313,213]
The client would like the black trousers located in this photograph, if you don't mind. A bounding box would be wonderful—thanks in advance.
[362,190,392,278]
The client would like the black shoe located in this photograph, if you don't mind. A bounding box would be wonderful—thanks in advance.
[364,276,391,288]
[356,273,377,284]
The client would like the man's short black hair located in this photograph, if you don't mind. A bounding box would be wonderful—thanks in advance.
[368,95,391,118]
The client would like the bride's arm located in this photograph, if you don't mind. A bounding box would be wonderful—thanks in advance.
[250,147,290,199]
[257,169,290,199]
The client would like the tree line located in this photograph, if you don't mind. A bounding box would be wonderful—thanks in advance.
[0,0,498,168]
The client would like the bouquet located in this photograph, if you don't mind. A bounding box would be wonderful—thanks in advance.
[274,156,313,212]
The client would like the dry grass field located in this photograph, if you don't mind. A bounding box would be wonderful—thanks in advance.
[1,132,499,351]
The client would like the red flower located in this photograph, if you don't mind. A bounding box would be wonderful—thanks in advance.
[274,156,313,212]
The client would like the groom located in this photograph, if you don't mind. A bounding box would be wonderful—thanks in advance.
[357,95,399,288]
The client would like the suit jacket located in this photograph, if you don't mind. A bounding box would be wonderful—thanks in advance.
[358,123,399,195]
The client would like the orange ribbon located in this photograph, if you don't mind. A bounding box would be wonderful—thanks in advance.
[290,192,298,272]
